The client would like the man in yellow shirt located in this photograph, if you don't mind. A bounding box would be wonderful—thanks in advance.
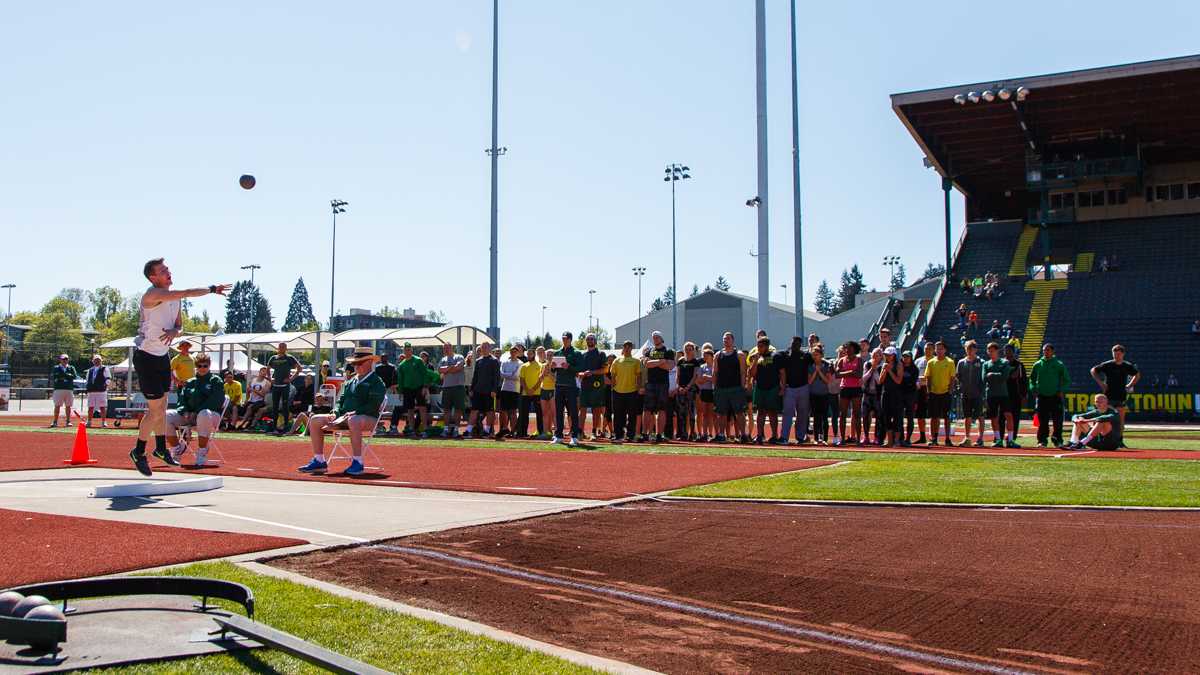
[222,370,244,429]
[609,340,645,443]
[922,340,957,445]
[170,340,196,390]
[518,355,545,438]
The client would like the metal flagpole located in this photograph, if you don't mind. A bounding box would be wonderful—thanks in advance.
[486,0,503,342]
[754,0,770,333]
[789,0,804,338]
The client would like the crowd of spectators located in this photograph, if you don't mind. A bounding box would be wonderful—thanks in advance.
[959,271,1005,300]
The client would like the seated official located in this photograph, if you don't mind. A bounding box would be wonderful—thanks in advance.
[1062,394,1122,451]
[298,347,386,476]
[165,355,225,466]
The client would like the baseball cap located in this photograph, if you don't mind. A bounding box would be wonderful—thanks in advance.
[884,346,897,356]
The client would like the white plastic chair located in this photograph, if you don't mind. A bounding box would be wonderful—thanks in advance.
[179,397,230,467]
[326,398,386,472]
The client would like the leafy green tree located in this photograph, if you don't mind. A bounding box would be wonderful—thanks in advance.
[282,278,317,331]
[573,326,612,350]
[87,286,124,327]
[814,279,835,316]
[427,309,449,324]
[25,297,87,360]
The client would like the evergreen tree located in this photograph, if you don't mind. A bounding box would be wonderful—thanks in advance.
[662,284,675,306]
[834,265,867,314]
[689,284,700,298]
[282,278,317,331]
[714,276,731,291]
[814,279,835,316]
[252,292,274,332]
[650,297,666,312]
[916,262,946,283]
[889,263,907,291]
[225,281,272,332]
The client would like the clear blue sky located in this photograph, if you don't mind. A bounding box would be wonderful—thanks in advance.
[3,1,1195,342]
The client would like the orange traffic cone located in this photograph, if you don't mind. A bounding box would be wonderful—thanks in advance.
[64,422,99,465]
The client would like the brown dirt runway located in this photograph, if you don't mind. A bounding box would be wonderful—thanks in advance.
[0,430,836,499]
[2,508,303,586]
[272,501,1200,674]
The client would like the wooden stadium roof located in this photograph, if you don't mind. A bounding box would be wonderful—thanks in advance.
[891,54,1200,203]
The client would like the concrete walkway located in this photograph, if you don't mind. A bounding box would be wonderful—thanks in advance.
[0,468,599,547]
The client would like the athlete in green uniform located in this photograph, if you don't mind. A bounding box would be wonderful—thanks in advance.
[1063,394,1123,451]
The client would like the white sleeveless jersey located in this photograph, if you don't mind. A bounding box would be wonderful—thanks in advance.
[134,287,180,356]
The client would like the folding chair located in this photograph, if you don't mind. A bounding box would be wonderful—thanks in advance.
[325,398,386,472]
[179,397,230,467]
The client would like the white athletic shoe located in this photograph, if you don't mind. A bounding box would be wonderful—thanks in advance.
[170,443,188,462]
[549,436,560,444]
[568,437,578,448]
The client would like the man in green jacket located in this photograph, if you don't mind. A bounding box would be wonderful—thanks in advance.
[396,343,431,438]
[300,347,387,476]
[1029,343,1070,447]
[1063,393,1122,451]
[49,354,79,428]
[165,354,225,466]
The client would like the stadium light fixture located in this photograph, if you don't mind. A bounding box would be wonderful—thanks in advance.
[664,163,691,346]
[746,196,761,207]
[982,90,995,102]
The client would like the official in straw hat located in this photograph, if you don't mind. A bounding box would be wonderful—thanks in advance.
[299,346,386,476]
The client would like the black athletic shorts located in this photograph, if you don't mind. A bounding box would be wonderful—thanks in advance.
[699,389,714,404]
[470,392,494,412]
[927,392,951,418]
[1006,395,1024,414]
[497,390,519,411]
[961,395,982,418]
[403,388,427,409]
[1086,433,1121,451]
[133,349,171,399]
[1107,396,1127,409]
[985,398,1006,418]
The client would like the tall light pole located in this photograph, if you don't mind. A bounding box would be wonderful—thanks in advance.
[1,284,13,320]
[753,0,770,334]
[323,199,348,376]
[541,305,548,341]
[587,289,596,331]
[240,264,261,332]
[663,163,690,345]
[789,0,805,339]
[485,0,505,343]
[632,267,646,346]
[883,255,900,299]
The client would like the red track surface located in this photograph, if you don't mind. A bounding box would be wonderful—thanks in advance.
[276,501,1200,673]
[0,430,835,499]
[2,508,303,586]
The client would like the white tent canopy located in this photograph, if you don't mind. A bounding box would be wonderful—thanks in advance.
[332,325,491,348]
[110,351,266,374]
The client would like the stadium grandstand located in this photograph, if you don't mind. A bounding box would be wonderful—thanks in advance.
[891,54,1200,420]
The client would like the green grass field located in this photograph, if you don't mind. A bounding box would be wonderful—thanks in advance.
[81,561,594,674]
[673,454,1200,506]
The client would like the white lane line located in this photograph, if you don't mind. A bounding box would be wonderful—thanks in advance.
[376,544,1033,675]
[133,496,367,543]
[220,489,594,505]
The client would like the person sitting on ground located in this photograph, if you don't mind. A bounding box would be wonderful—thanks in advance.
[291,386,334,435]
[1063,394,1122,450]
[222,370,243,429]
[291,372,315,418]
[165,354,225,466]
[298,347,386,476]
[237,367,270,431]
